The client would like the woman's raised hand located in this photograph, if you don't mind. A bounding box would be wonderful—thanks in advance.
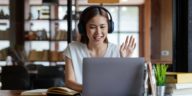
[120,35,136,57]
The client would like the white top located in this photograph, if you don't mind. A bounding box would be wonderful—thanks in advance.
[63,41,120,84]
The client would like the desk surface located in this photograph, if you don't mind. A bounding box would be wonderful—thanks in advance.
[0,90,23,96]
[0,90,47,96]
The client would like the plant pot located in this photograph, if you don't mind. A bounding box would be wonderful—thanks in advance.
[156,86,165,96]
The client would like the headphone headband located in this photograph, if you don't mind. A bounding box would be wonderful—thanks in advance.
[78,6,114,35]
[81,6,113,21]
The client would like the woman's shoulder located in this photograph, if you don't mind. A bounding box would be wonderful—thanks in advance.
[108,42,118,48]
[106,42,120,57]
[107,42,119,51]
[68,41,86,48]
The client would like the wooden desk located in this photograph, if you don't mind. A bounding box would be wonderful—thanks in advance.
[0,90,47,96]
[0,90,23,96]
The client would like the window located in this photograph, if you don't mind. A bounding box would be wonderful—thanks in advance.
[0,0,10,66]
[106,6,139,57]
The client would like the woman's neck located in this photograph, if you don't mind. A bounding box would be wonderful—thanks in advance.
[87,43,108,57]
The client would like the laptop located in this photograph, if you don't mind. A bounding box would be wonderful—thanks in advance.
[82,58,145,96]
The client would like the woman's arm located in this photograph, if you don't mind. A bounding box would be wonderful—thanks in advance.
[65,56,82,92]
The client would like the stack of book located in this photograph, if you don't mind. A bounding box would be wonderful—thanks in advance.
[28,50,65,61]
[0,48,8,60]
[54,30,67,41]
[165,72,192,96]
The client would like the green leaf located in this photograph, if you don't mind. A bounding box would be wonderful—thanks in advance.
[154,64,169,86]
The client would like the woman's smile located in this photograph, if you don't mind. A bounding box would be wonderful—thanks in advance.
[93,35,104,41]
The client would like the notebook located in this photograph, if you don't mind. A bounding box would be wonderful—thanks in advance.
[82,57,145,96]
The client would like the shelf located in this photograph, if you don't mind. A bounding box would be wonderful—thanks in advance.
[27,50,65,62]
[51,39,68,41]
[26,19,67,21]
[26,19,50,21]
[0,39,9,41]
[0,20,9,26]
[25,40,50,41]
[0,59,6,61]
[28,60,65,62]
[0,19,9,20]
[25,40,68,42]
[24,2,70,65]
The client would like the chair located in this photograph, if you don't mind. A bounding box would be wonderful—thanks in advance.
[25,64,44,89]
[1,65,30,90]
[33,65,65,89]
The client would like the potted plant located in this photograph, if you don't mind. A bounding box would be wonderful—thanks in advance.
[154,64,169,96]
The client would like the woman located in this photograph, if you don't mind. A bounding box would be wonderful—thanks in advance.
[64,6,136,92]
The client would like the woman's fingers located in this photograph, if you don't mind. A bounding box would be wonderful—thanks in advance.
[130,36,135,47]
[129,36,133,46]
[129,36,136,51]
[120,42,126,57]
[120,42,125,51]
[124,35,134,50]
[124,36,129,50]
[120,35,136,57]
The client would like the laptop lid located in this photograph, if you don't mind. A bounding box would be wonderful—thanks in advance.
[82,58,145,96]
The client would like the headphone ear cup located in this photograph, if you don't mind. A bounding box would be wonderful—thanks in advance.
[108,20,114,33]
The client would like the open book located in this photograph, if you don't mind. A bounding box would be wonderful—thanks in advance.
[47,87,80,96]
[21,87,80,96]
[21,89,47,96]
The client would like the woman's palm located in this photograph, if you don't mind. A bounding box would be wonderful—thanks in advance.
[120,36,136,57]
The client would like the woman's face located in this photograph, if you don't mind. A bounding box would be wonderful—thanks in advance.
[85,15,108,45]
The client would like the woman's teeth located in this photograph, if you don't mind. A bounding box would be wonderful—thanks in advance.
[94,36,103,40]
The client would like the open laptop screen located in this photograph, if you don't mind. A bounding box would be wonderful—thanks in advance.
[82,57,145,96]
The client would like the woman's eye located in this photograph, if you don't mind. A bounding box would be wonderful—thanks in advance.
[89,26,96,29]
[100,26,106,29]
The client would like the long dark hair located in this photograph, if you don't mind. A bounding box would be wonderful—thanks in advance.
[79,6,110,44]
